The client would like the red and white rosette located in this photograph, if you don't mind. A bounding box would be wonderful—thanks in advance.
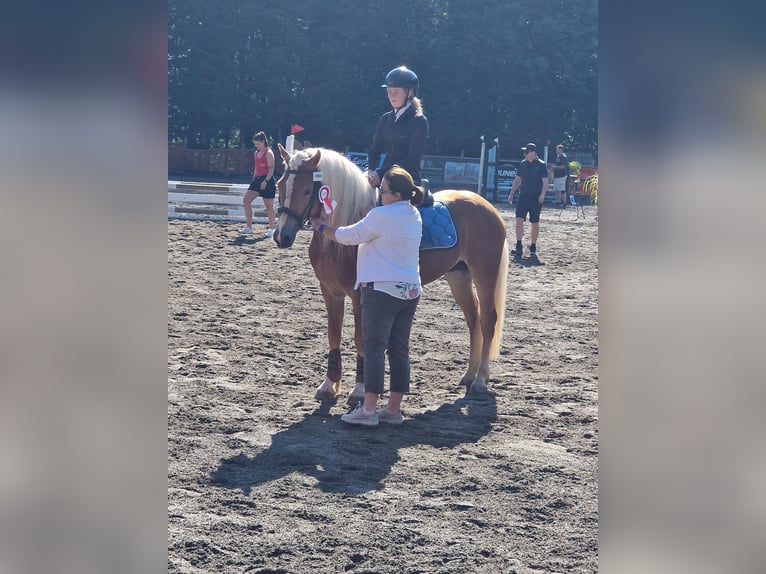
[318,185,337,214]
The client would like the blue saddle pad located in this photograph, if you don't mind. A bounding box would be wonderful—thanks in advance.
[418,199,457,251]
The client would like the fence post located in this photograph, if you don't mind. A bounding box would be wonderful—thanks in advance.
[477,135,486,196]
[487,138,498,202]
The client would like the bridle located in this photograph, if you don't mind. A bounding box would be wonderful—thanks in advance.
[277,167,322,226]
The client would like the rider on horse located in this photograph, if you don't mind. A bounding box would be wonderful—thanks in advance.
[365,66,429,188]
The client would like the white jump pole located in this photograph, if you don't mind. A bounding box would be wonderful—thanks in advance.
[168,192,246,206]
[167,181,273,223]
[168,206,246,217]
[169,212,248,222]
[168,181,249,192]
[167,207,269,223]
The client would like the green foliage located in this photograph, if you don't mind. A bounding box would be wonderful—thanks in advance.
[168,0,598,158]
[582,173,598,205]
[568,161,582,175]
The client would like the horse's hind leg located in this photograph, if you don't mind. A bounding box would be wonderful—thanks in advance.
[444,267,482,388]
[468,278,500,393]
[465,240,507,393]
[314,288,345,401]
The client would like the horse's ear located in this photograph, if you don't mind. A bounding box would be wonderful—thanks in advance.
[277,143,291,163]
[305,149,321,168]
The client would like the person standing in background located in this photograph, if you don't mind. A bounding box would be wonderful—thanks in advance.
[508,143,549,258]
[240,131,276,238]
[552,144,569,207]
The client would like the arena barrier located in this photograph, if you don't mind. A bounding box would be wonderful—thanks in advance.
[168,180,279,223]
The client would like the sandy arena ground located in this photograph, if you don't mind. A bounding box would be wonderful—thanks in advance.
[168,200,598,573]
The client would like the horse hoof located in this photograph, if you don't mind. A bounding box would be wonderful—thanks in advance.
[346,395,364,407]
[315,377,341,401]
[468,379,487,393]
[314,390,337,402]
[346,383,365,406]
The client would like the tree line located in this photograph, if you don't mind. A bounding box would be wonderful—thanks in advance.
[169,0,597,162]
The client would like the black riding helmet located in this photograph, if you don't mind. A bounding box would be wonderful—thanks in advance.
[381,66,419,96]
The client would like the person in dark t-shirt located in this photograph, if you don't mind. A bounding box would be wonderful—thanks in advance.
[507,143,549,258]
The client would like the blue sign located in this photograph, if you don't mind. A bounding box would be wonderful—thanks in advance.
[496,163,519,192]
[345,152,384,171]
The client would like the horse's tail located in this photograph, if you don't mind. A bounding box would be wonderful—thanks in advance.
[488,239,509,360]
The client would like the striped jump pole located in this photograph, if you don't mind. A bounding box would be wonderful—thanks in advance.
[168,205,246,217]
[167,180,277,223]
[168,181,249,192]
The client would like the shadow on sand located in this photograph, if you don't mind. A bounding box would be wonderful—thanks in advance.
[228,234,271,246]
[211,393,497,495]
[512,253,544,267]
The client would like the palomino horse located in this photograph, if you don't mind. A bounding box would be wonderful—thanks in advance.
[273,144,508,404]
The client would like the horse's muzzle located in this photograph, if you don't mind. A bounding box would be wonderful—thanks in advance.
[274,220,300,248]
[274,227,295,248]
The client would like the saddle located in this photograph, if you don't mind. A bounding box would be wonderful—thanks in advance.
[418,198,457,251]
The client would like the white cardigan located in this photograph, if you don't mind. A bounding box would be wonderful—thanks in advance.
[334,200,422,290]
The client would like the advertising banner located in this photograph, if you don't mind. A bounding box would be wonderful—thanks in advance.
[496,162,520,192]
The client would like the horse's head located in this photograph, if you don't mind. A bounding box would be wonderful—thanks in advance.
[274,144,323,248]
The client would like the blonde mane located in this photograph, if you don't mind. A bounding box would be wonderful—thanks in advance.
[288,147,377,228]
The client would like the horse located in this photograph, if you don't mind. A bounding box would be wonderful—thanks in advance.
[273,144,508,404]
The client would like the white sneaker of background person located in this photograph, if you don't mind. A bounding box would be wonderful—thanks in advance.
[240,225,253,234]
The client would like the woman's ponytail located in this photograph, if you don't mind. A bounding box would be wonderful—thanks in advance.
[410,185,424,206]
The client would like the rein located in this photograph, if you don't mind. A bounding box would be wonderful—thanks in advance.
[277,168,322,226]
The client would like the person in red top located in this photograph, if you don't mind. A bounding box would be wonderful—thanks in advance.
[241,131,276,237]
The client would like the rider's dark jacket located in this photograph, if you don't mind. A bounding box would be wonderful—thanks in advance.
[367,103,429,184]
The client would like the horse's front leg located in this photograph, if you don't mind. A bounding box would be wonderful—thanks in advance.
[347,288,365,405]
[314,288,345,401]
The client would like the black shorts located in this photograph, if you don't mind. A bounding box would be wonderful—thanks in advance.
[515,194,543,223]
[247,176,276,199]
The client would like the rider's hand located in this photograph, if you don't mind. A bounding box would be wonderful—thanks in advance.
[366,170,380,187]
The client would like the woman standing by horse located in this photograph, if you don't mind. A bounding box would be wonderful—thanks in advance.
[310,166,424,426]
[365,66,429,187]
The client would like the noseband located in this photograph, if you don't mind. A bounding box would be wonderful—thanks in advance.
[277,168,322,226]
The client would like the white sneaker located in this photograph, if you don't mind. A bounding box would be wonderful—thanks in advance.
[264,228,275,238]
[240,225,253,234]
[376,406,404,425]
[340,404,379,426]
